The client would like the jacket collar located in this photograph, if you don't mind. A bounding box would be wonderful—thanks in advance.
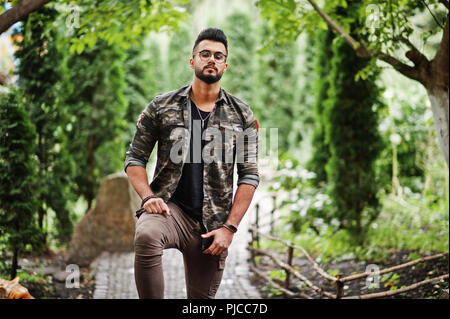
[179,83,229,106]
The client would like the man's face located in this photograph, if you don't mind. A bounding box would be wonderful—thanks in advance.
[190,40,228,84]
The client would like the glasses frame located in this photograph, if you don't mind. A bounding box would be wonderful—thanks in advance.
[194,49,228,64]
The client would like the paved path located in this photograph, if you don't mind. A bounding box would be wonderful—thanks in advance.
[93,205,263,299]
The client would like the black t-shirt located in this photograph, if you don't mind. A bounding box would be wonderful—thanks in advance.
[169,99,210,223]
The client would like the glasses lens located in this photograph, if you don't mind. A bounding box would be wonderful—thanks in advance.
[200,51,211,60]
[214,53,225,62]
[198,50,226,63]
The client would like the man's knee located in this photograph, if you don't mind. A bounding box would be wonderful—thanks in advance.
[134,220,165,249]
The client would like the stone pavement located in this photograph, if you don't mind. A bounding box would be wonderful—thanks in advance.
[93,205,263,299]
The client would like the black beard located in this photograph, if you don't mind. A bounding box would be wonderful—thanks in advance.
[195,68,222,84]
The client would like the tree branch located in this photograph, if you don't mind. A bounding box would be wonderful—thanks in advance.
[376,52,423,83]
[429,12,449,90]
[305,0,371,58]
[0,0,52,35]
[395,35,430,68]
[420,0,445,29]
[306,0,430,85]
[340,252,448,282]
[249,264,309,298]
[250,246,337,298]
[343,274,449,299]
[439,0,449,10]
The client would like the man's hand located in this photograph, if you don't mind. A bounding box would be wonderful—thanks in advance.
[201,227,234,256]
[143,198,171,217]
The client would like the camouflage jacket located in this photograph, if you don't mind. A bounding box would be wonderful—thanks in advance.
[124,84,259,232]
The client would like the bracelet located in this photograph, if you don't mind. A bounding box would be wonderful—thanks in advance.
[222,223,238,233]
[141,195,159,208]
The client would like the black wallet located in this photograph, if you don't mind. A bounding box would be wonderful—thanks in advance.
[201,236,213,251]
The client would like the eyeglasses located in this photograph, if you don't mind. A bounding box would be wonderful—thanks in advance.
[194,50,227,64]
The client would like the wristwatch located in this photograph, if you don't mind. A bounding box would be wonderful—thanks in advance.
[222,223,238,233]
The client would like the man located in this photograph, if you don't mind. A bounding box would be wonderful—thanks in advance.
[124,28,259,299]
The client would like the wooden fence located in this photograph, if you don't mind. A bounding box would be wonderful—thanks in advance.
[248,203,449,299]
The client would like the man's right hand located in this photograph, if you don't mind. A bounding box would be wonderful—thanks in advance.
[143,198,171,216]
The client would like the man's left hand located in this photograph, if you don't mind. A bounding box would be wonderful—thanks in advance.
[201,227,234,256]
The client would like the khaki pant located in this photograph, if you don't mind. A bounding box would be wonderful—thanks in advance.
[134,201,228,299]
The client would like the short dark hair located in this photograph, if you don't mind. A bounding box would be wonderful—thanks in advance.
[192,28,228,55]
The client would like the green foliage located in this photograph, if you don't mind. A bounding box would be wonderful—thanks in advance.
[376,70,436,195]
[322,2,384,242]
[271,148,448,264]
[381,272,400,290]
[167,26,194,90]
[370,191,449,253]
[1,1,447,286]
[432,278,448,296]
[327,268,340,277]
[253,21,299,153]
[277,3,385,242]
[124,38,165,125]
[0,89,45,277]
[306,28,334,185]
[55,0,190,53]
[270,155,330,235]
[269,269,286,282]
[255,0,307,47]
[13,7,75,246]
[122,36,166,153]
[261,284,284,297]
[17,269,49,284]
[221,12,256,105]
[255,0,446,58]
[293,34,316,144]
[65,39,128,208]
[408,252,422,261]
[356,0,446,54]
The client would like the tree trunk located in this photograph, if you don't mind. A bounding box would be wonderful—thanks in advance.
[86,135,95,211]
[426,87,449,167]
[425,12,449,168]
[10,247,18,280]
[37,132,44,229]
[0,0,52,35]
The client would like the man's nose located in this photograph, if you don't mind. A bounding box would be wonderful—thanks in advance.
[207,55,219,63]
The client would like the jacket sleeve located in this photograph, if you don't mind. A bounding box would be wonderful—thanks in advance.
[124,98,159,173]
[236,110,259,189]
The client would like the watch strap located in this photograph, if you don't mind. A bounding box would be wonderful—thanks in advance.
[222,223,238,233]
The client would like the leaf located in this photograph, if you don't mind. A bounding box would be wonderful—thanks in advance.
[327,269,340,277]
[69,43,77,54]
[408,252,422,261]
[76,42,85,54]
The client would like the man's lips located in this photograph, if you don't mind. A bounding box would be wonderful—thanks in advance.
[205,66,217,71]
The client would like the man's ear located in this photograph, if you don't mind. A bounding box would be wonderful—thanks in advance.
[189,57,194,69]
